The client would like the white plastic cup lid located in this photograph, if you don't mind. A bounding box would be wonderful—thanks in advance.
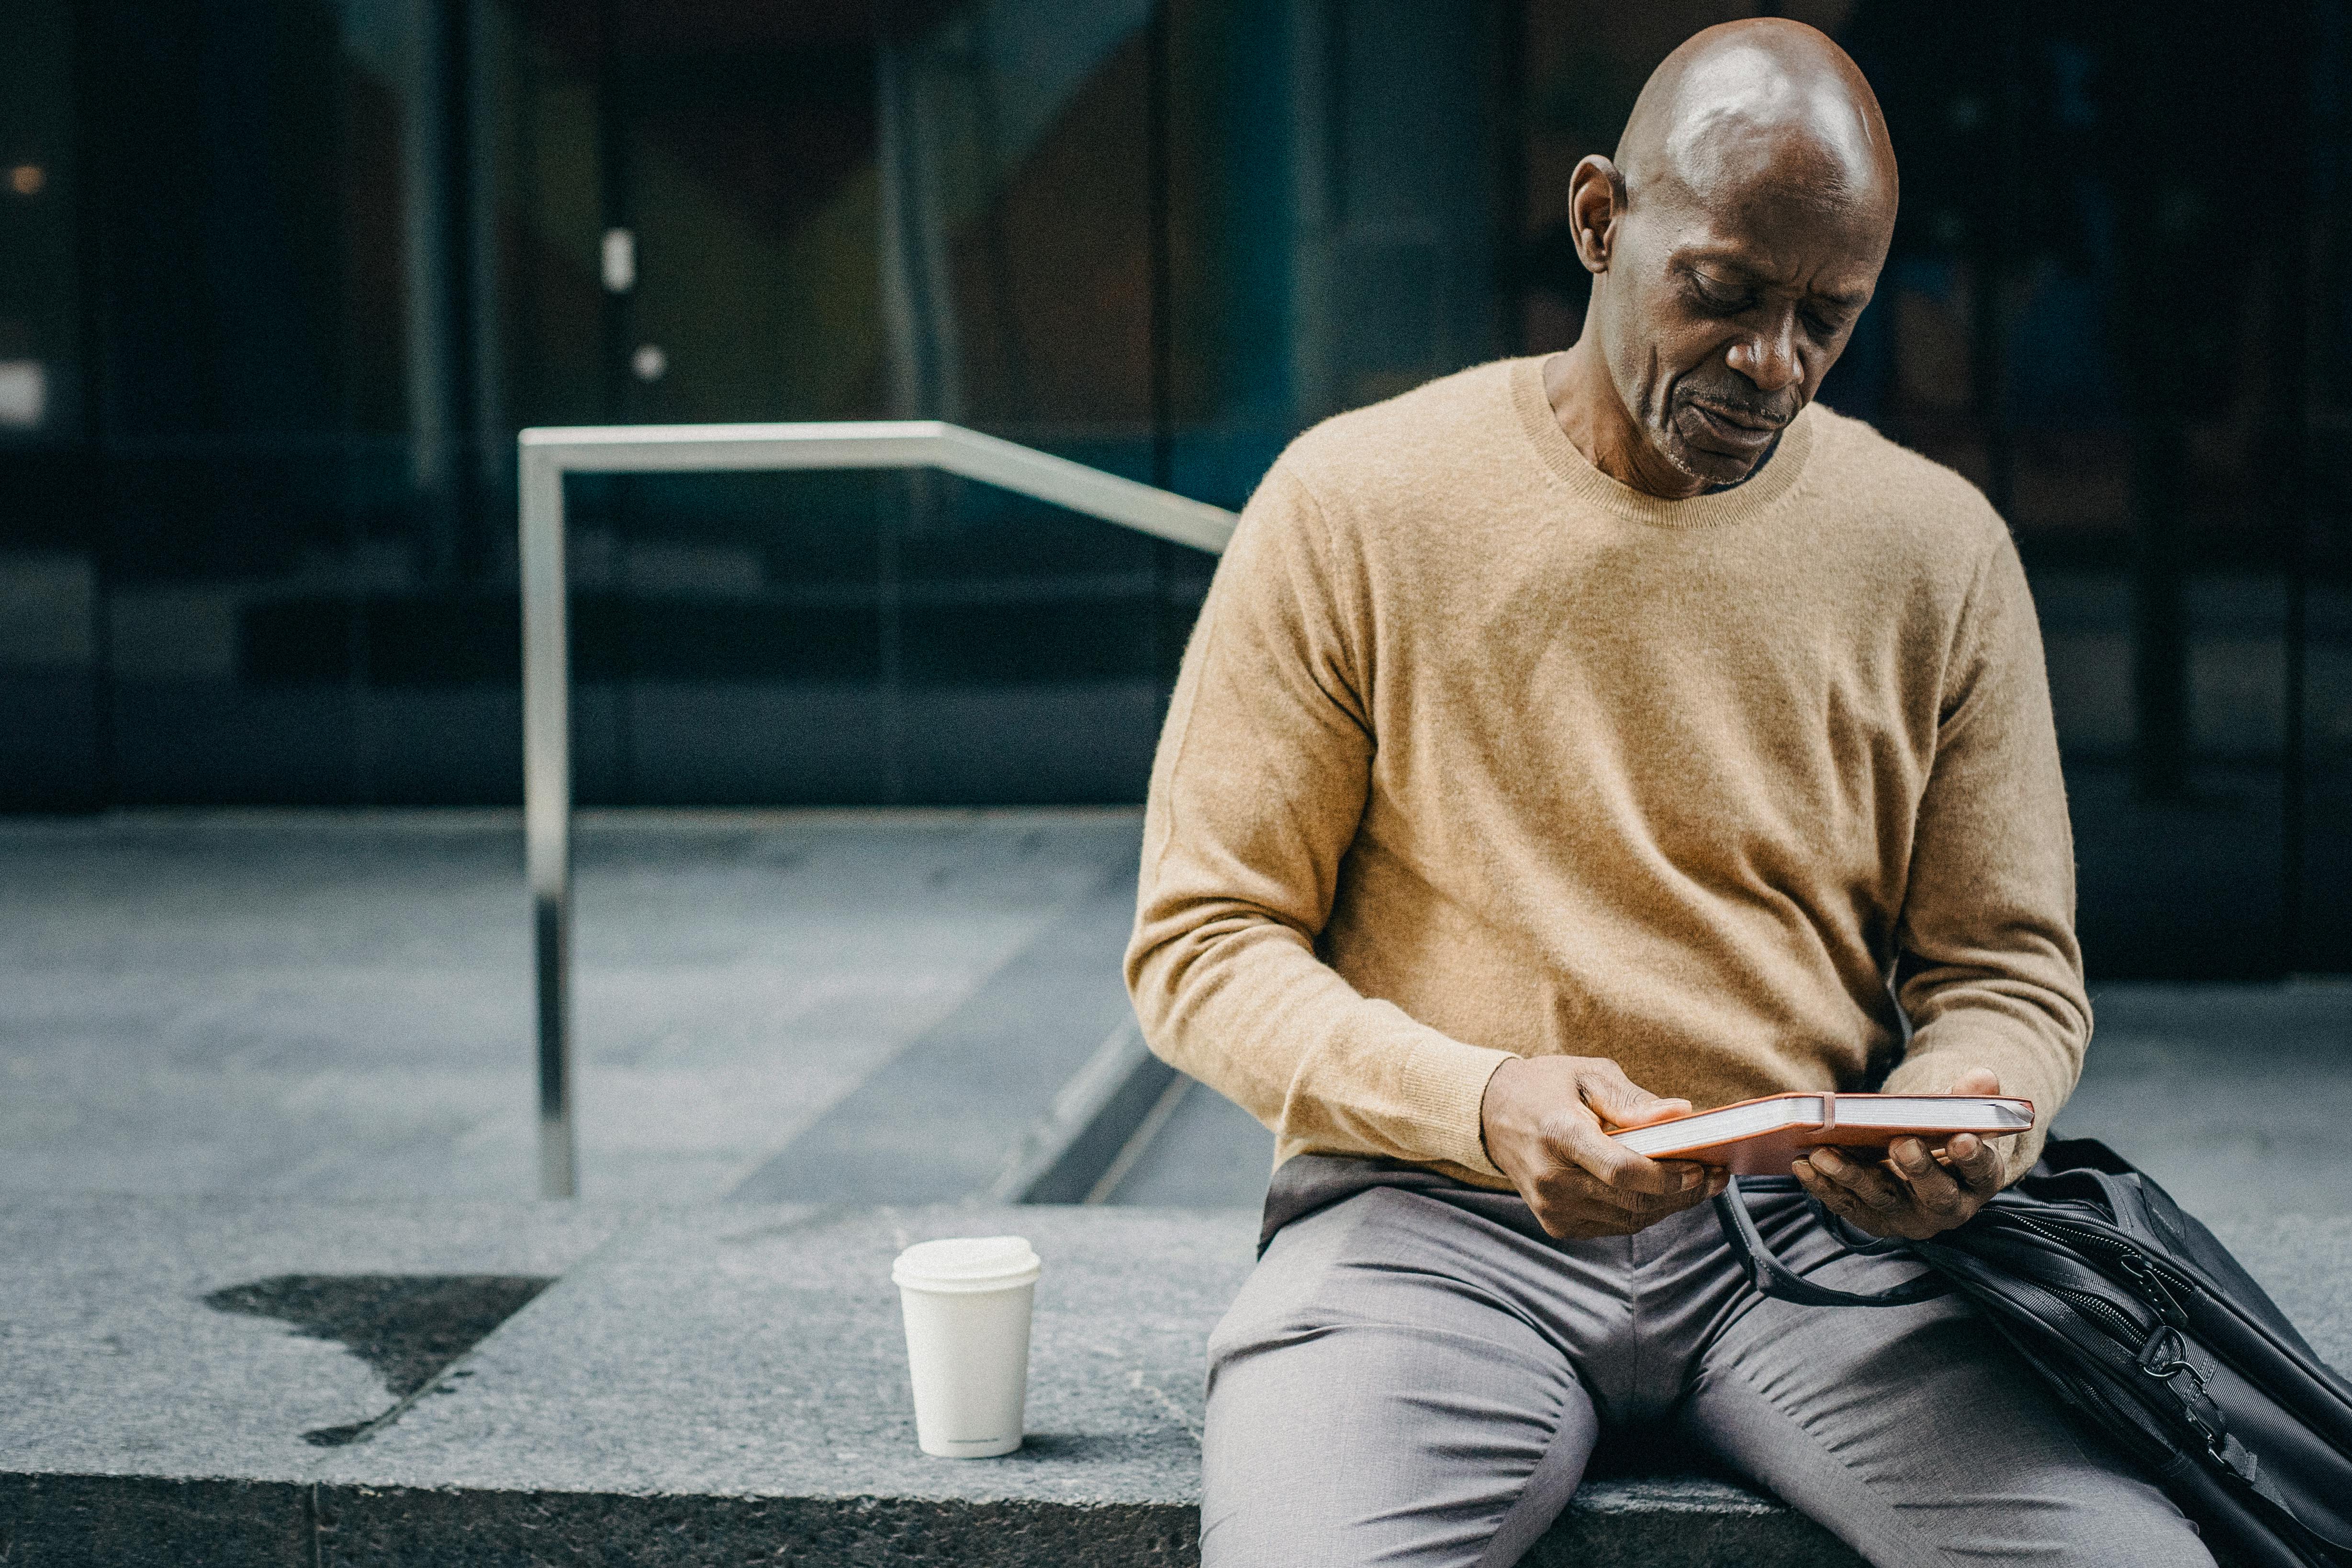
[892,1235,1041,1291]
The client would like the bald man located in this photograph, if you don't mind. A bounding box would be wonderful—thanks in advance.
[1126,19,2214,1568]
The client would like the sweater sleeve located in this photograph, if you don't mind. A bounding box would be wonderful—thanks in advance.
[1123,464,1516,1178]
[1882,528,2090,1179]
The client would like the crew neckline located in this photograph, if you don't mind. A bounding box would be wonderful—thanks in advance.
[1509,355,1817,529]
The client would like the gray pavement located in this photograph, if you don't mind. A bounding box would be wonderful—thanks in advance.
[2,810,2346,1219]
[0,808,1140,1203]
[2053,983,2352,1220]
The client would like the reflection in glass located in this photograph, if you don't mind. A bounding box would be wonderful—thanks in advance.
[0,0,2341,972]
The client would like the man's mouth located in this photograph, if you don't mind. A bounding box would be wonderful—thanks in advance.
[1683,399,1783,448]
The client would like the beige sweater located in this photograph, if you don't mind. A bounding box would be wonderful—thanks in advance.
[1125,357,2088,1188]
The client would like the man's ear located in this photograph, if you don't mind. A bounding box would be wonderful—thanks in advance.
[1568,155,1626,274]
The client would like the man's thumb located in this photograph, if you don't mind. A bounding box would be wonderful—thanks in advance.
[1583,1075,1691,1130]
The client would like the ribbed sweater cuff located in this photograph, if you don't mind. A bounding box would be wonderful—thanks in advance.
[1882,1031,2076,1186]
[1402,1036,1518,1179]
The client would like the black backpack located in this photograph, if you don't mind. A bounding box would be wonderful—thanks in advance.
[1714,1138,2352,1568]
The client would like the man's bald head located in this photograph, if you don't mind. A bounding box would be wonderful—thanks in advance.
[1618,19,1896,222]
[1547,20,1897,498]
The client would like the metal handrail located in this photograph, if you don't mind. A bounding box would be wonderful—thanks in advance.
[518,420,1238,1198]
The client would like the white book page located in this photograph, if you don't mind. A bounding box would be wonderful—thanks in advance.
[1613,1096,1823,1155]
[1834,1096,2032,1131]
[1611,1094,2029,1155]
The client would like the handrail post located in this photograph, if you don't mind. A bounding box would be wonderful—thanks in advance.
[515,421,1234,1199]
[520,444,575,1198]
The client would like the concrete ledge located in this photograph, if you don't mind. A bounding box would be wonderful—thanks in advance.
[9,1197,2347,1566]
[2,1476,316,1568]
[0,1476,1204,1568]
[0,1472,1834,1568]
[1530,1477,1859,1568]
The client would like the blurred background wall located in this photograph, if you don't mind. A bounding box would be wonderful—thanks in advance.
[0,0,2346,979]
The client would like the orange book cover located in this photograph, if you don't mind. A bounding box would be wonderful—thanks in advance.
[1608,1091,2036,1177]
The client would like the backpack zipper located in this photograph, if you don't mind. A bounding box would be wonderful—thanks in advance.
[2046,1281,2150,1349]
[2007,1212,2197,1324]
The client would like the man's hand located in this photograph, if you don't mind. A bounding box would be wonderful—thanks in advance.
[1480,1055,1726,1239]
[1792,1067,2009,1239]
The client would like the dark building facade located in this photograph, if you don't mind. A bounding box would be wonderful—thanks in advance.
[1,0,2347,976]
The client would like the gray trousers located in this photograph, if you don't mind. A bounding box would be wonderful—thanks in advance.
[1201,1156,2215,1568]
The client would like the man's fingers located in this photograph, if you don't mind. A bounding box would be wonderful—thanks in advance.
[1556,1060,1701,1205]
[1888,1137,1964,1211]
[1793,1160,1841,1212]
[1549,1164,1705,1218]
[1555,1116,1705,1201]
[1794,1160,1874,1230]
[1947,1067,2002,1097]
[1576,1062,1691,1131]
[1804,1147,1904,1211]
[1798,1159,1936,1240]
[1541,1156,1711,1220]
[1800,1128,1999,1242]
[1945,1131,2005,1194]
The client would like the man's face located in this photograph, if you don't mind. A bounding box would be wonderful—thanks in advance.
[1598,171,1889,488]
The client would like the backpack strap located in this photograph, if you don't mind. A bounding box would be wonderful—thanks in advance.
[1713,1175,1954,1307]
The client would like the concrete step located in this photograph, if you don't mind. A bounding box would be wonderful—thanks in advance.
[1097,1074,1276,1207]
[725,857,1176,1208]
[9,1196,2349,1566]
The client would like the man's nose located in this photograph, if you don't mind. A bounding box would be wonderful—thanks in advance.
[1727,312,1801,393]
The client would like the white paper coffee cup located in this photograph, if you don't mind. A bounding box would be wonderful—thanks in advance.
[892,1235,1041,1458]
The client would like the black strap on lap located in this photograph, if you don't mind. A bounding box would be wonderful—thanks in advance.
[1712,1173,1954,1308]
